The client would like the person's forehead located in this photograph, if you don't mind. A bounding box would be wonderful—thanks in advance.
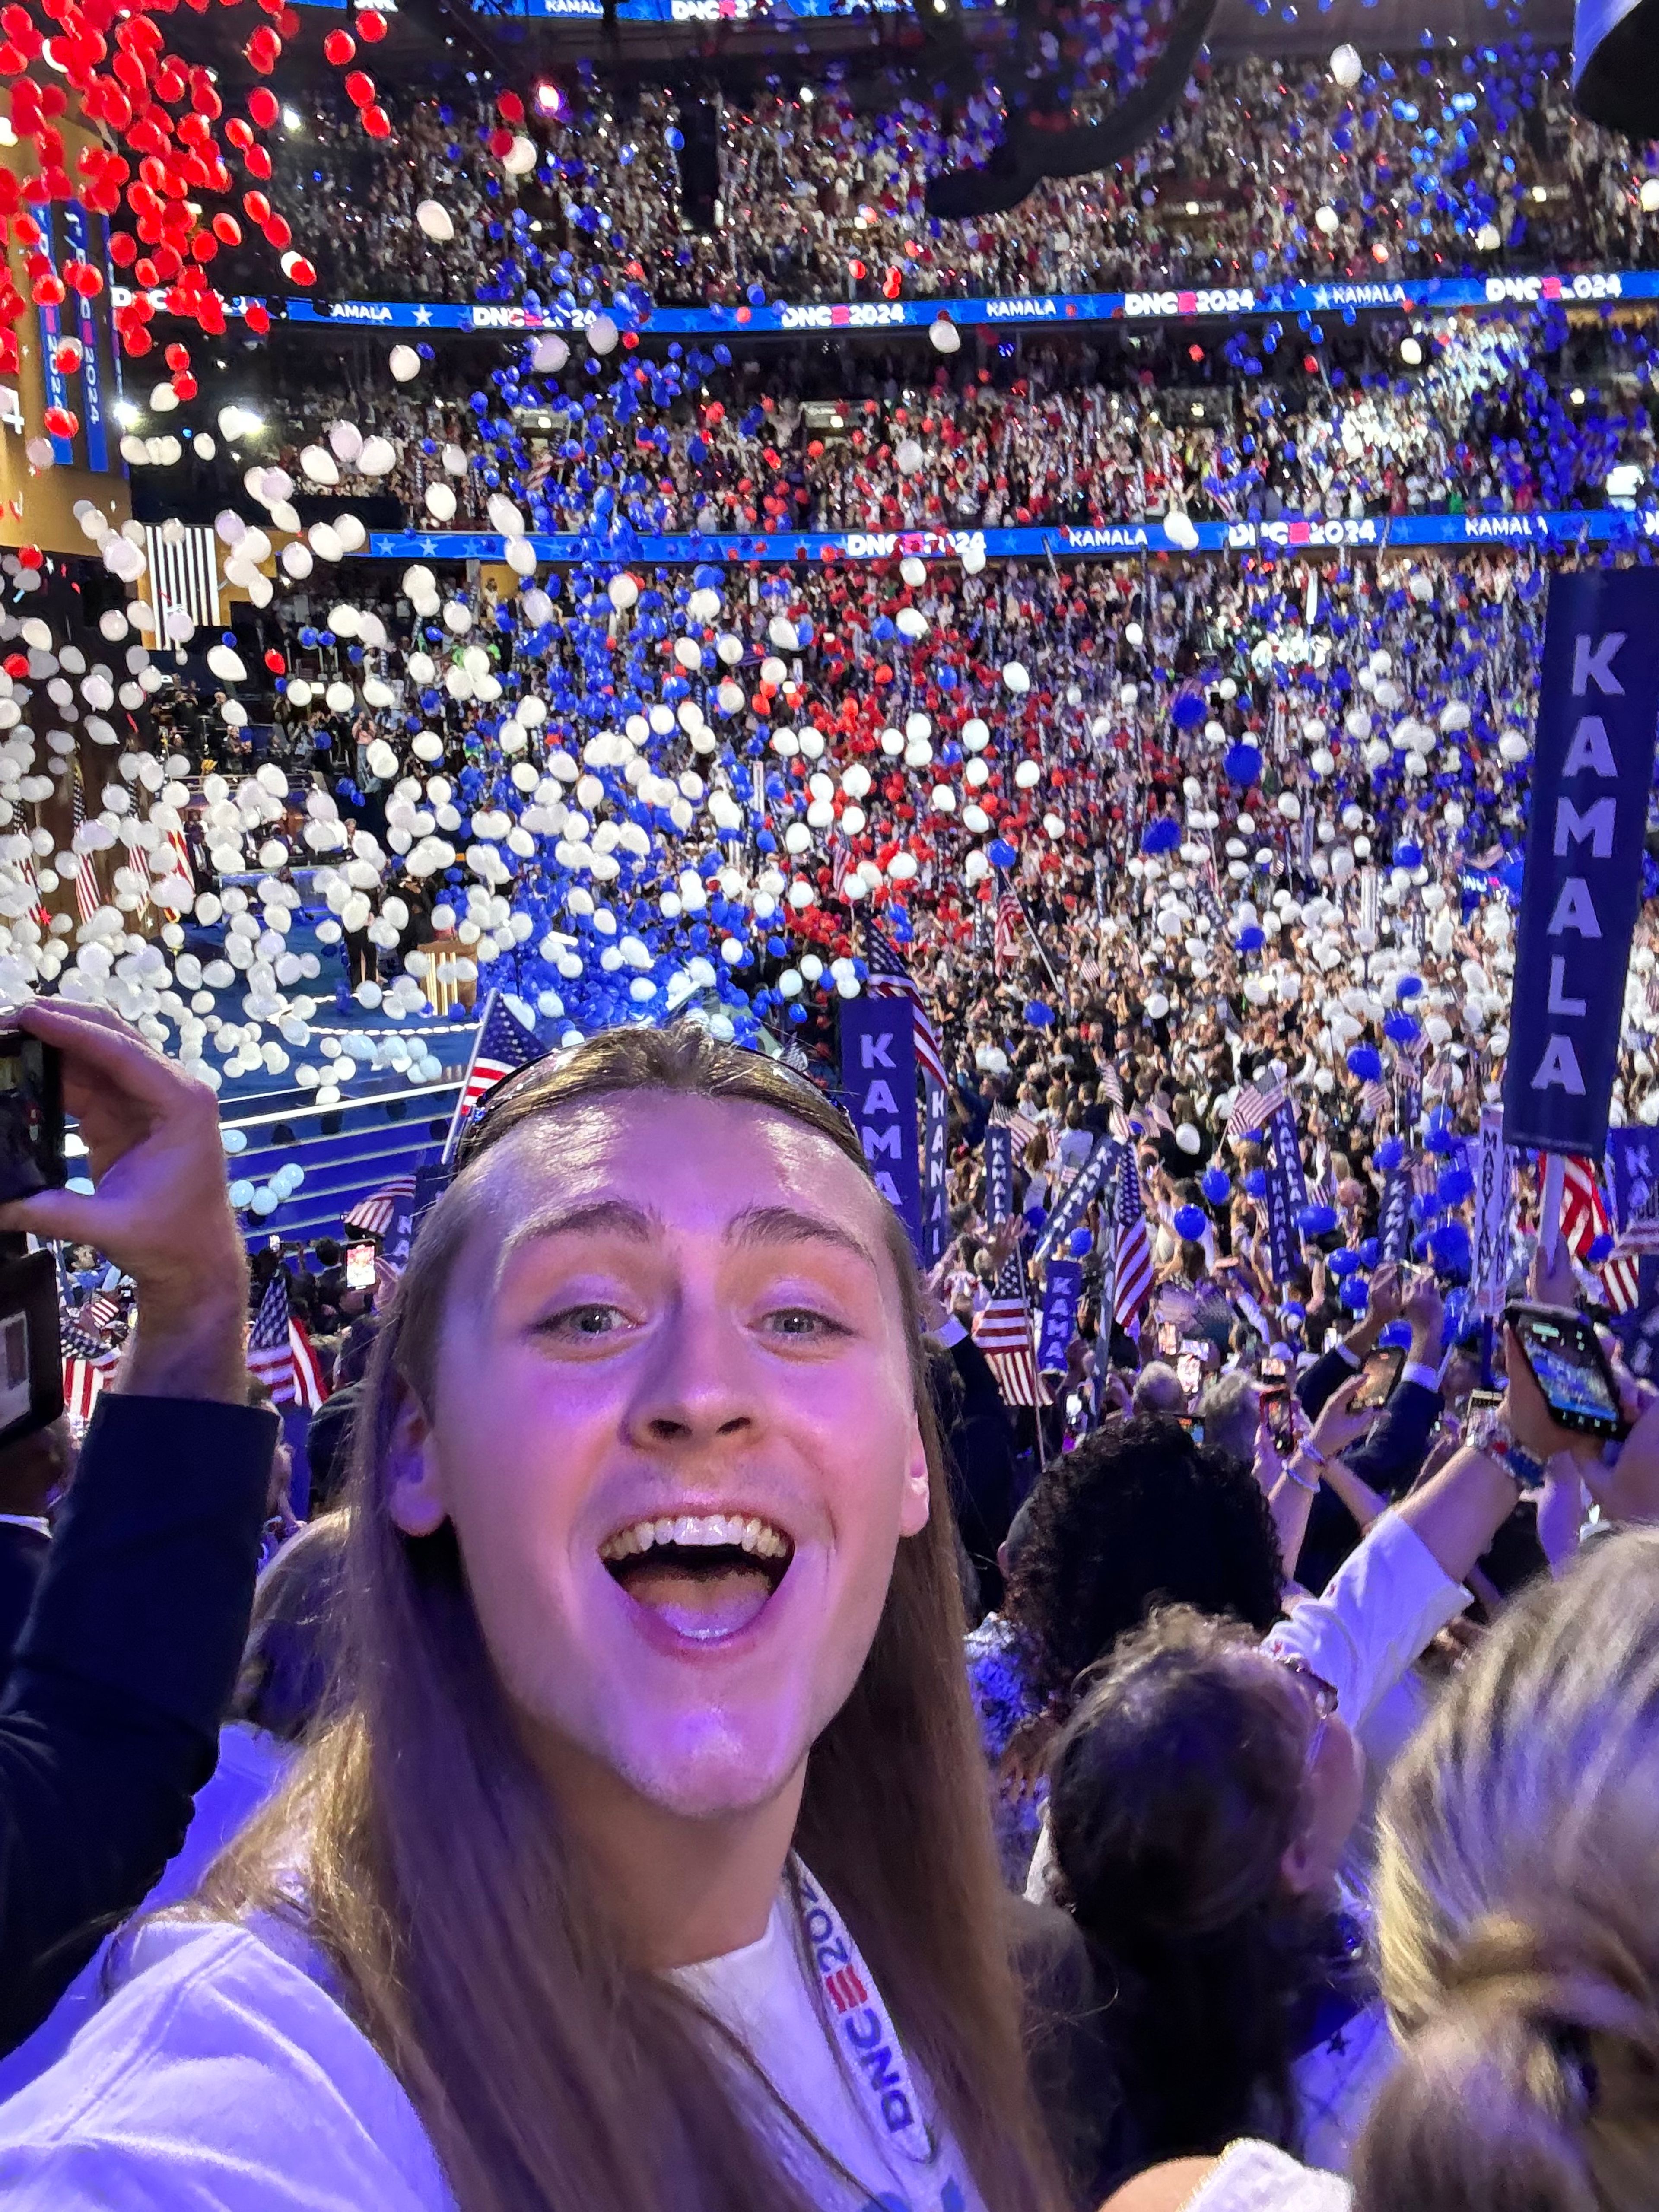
[461,1089,893,1258]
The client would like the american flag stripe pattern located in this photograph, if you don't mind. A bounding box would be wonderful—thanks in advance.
[61,1318,118,1425]
[459,994,544,1116]
[1112,1145,1155,1334]
[973,1253,1049,1408]
[247,1274,331,1409]
[343,1176,417,1239]
[864,923,947,1090]
[70,764,102,925]
[990,1104,1039,1156]
[1562,1155,1641,1316]
[1099,1065,1124,1108]
[993,887,1024,969]
[1227,1078,1286,1143]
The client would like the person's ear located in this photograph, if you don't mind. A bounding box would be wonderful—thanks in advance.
[1280,1828,1322,1896]
[899,1416,931,1538]
[387,1389,447,1536]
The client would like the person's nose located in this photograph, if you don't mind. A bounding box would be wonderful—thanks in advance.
[620,1287,761,1456]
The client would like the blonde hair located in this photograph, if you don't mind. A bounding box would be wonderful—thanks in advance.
[207,1025,1061,2212]
[1358,1532,1659,2212]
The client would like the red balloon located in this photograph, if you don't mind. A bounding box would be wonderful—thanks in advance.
[361,103,391,137]
[356,9,387,37]
[343,69,374,107]
[247,87,278,129]
[322,27,354,62]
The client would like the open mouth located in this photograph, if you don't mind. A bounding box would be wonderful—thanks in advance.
[599,1512,796,1642]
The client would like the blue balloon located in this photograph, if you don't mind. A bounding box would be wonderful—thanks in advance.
[1237,924,1266,954]
[1223,742,1263,787]
[1384,1012,1421,1046]
[1328,1248,1362,1278]
[1437,1165,1474,1206]
[1346,1043,1383,1082]
[1025,1001,1055,1028]
[1395,975,1423,1001]
[1141,817,1182,855]
[1340,1276,1370,1313]
[1298,1202,1340,1237]
[1201,1165,1231,1205]
[987,839,1018,869]
[1358,1237,1381,1267]
[1068,1227,1095,1259]
[1244,1168,1269,1197]
[1375,1136,1405,1172]
[1174,1205,1208,1240]
[1589,1231,1616,1264]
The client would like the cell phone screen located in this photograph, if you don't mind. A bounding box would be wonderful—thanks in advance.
[1509,1306,1623,1438]
[0,1032,64,1205]
[346,1243,377,1290]
[1176,1352,1202,1396]
[1351,1345,1403,1412]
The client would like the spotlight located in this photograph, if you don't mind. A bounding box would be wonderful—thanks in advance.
[533,80,567,120]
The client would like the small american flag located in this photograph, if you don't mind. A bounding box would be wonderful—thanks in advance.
[1149,1095,1174,1137]
[61,1317,118,1426]
[1112,1145,1155,1335]
[1227,1077,1286,1143]
[864,923,947,1090]
[973,1250,1048,1407]
[443,990,545,1160]
[990,1103,1039,1157]
[1099,1065,1124,1108]
[1563,1154,1641,1316]
[1359,1078,1389,1122]
[993,887,1025,970]
[70,763,102,925]
[344,1175,417,1240]
[247,1272,330,1410]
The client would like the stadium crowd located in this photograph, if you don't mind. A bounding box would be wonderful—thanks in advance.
[3,9,1659,2212]
[264,51,1659,312]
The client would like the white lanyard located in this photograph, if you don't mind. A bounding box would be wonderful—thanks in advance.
[792,1857,937,2170]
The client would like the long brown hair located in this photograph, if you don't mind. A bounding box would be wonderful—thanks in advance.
[208,1024,1061,2212]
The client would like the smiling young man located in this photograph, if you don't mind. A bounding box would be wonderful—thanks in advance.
[0,1026,1092,2212]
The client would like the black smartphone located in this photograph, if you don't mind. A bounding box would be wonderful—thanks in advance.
[1259,1382,1294,1451]
[1503,1301,1627,1442]
[1351,1344,1404,1412]
[1258,1356,1288,1384]
[0,1030,64,1205]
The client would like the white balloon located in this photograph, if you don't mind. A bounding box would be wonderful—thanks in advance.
[587,313,620,356]
[1330,41,1362,85]
[388,344,421,383]
[415,199,455,242]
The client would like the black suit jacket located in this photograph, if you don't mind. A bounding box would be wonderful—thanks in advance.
[933,1333,1023,1611]
[0,1393,276,2054]
[0,1522,49,1685]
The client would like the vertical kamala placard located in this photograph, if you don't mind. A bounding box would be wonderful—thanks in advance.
[839,998,922,1255]
[1504,570,1659,1156]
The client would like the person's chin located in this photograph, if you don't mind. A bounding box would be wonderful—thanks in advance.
[613,1703,817,1822]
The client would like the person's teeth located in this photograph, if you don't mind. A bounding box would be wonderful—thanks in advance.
[603,1513,792,1558]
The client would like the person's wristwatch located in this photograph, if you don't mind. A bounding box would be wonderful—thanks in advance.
[1466,1404,1546,1491]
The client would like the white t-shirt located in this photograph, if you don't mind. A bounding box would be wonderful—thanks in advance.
[0,1890,983,2212]
[1180,2141,1351,2212]
[674,1900,985,2212]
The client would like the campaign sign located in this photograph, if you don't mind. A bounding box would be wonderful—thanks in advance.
[1263,1095,1308,1284]
[839,998,922,1255]
[1504,570,1659,1156]
[1037,1259,1084,1375]
[921,1078,950,1268]
[983,1119,1016,1228]
[1606,1125,1659,1251]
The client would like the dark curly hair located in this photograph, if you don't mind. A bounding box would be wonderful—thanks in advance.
[1002,1413,1284,1729]
[1048,1605,1326,2160]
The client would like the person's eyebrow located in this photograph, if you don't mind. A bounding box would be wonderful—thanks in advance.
[496,1197,664,1284]
[723,1203,876,1271]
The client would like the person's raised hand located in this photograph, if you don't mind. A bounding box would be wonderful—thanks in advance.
[1500,1321,1602,1470]
[1368,1259,1405,1328]
[1580,1386,1659,1529]
[1309,1370,1376,1459]
[0,1000,249,1401]
[1529,1231,1580,1310]
[1402,1267,1445,1350]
